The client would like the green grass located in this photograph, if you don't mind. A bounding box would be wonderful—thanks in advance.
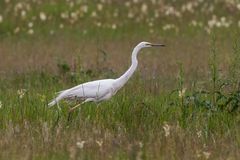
[0,60,239,159]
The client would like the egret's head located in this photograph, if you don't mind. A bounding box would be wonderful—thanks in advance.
[137,41,165,48]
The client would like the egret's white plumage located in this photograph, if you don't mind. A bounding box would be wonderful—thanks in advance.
[48,42,165,111]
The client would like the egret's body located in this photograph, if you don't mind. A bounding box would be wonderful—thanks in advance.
[48,42,165,112]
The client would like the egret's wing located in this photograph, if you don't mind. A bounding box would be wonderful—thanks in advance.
[66,79,113,99]
[48,79,114,107]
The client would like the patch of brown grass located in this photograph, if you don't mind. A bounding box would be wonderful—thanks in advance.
[0,35,231,82]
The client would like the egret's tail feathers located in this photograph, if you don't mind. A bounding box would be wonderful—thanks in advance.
[56,90,64,94]
[48,89,69,107]
[48,99,58,107]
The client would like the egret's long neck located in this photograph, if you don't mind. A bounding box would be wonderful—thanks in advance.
[115,46,141,89]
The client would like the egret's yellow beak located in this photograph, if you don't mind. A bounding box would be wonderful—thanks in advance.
[150,43,165,47]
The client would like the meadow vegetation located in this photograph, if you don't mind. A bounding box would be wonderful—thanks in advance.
[0,0,240,159]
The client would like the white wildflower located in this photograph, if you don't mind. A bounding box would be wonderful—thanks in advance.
[76,141,85,149]
[91,11,97,17]
[186,2,193,12]
[237,4,240,10]
[216,22,221,28]
[28,22,33,28]
[81,5,88,13]
[14,27,20,34]
[28,29,34,35]
[163,122,170,137]
[96,22,102,27]
[208,15,217,28]
[96,140,103,147]
[163,24,175,30]
[203,151,211,159]
[111,24,117,30]
[151,0,156,4]
[133,0,139,3]
[50,30,54,35]
[197,130,202,138]
[0,101,2,109]
[196,150,201,158]
[191,20,197,27]
[220,16,226,23]
[21,10,26,18]
[148,22,153,27]
[17,89,27,99]
[205,27,211,34]
[125,2,131,7]
[128,12,134,18]
[208,20,215,28]
[178,88,186,98]
[141,3,148,13]
[60,12,69,19]
[97,4,103,11]
[15,2,23,11]
[154,11,159,18]
[70,12,78,19]
[69,1,74,8]
[165,6,174,16]
[39,12,47,21]
[222,21,230,28]
[59,24,64,29]
[168,7,179,16]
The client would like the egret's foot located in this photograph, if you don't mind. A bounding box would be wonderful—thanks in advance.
[68,106,78,113]
[68,103,82,113]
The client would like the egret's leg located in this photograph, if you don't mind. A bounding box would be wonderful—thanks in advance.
[67,98,94,122]
[69,98,95,113]
[67,101,82,122]
[69,101,85,113]
[67,99,91,122]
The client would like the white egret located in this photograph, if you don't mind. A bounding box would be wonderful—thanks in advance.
[48,42,165,112]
